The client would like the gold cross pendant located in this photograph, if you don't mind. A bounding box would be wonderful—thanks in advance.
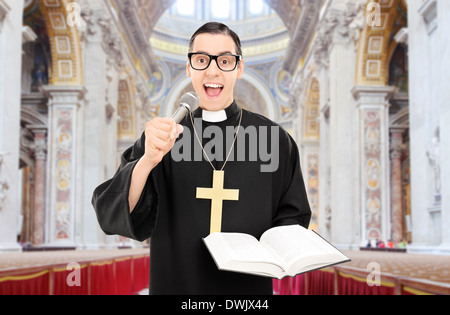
[196,171,239,234]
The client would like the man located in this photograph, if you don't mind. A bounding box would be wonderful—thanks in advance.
[92,22,311,295]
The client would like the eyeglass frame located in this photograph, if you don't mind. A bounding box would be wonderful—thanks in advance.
[188,52,243,72]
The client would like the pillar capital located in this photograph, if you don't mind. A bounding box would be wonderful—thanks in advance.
[352,85,397,108]
[41,85,86,108]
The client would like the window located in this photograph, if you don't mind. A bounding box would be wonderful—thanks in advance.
[247,0,264,16]
[173,0,196,17]
[211,0,231,20]
[169,0,272,21]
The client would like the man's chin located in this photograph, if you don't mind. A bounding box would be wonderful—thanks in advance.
[199,96,233,112]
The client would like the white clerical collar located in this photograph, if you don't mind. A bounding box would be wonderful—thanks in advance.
[202,110,227,123]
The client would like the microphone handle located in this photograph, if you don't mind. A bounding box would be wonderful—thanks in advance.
[171,104,190,124]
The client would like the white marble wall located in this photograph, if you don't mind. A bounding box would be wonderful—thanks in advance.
[408,0,450,252]
[438,0,450,250]
[0,0,24,252]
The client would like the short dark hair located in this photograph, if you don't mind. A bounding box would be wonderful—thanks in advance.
[189,22,243,57]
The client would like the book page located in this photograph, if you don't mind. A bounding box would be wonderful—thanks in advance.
[207,233,283,267]
[260,225,345,268]
[204,233,284,270]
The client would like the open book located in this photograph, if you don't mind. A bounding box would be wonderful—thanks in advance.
[203,225,350,279]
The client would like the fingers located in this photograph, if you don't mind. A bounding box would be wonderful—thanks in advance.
[145,118,183,153]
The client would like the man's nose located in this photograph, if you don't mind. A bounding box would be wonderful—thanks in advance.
[205,59,221,76]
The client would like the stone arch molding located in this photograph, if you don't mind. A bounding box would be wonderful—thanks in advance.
[20,107,48,168]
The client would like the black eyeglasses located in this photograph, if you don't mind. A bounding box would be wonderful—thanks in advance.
[188,53,242,72]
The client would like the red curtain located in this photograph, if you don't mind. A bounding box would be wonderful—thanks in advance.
[115,258,133,295]
[291,274,307,295]
[273,279,281,294]
[0,255,150,295]
[52,265,89,295]
[273,278,292,295]
[132,256,150,294]
[308,270,334,295]
[272,269,446,296]
[337,271,395,295]
[0,269,50,295]
[90,261,117,295]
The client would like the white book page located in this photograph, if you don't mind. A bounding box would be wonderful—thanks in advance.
[260,225,335,269]
[206,233,284,269]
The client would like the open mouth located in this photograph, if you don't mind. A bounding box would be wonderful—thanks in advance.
[204,83,224,98]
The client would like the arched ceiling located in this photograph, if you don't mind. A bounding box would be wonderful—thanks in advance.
[133,0,322,72]
[111,0,324,77]
[132,0,305,38]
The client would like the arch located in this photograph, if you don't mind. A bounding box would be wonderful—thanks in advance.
[390,107,409,129]
[38,0,83,86]
[355,0,407,86]
[164,76,194,118]
[20,107,48,168]
[240,72,277,120]
[21,107,49,127]
[299,74,321,232]
[302,76,320,140]
[118,79,137,140]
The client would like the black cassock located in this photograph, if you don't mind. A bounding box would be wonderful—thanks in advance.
[92,101,311,295]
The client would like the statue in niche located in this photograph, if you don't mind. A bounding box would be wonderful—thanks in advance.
[426,128,441,202]
[31,44,49,92]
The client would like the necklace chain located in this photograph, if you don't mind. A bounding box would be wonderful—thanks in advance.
[189,109,243,171]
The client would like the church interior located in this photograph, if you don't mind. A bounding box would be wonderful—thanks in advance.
[0,0,449,295]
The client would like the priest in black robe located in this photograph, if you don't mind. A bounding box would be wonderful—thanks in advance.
[92,22,311,295]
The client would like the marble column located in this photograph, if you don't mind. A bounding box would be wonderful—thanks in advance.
[353,86,396,244]
[438,0,450,250]
[42,86,85,248]
[300,140,320,231]
[327,25,358,248]
[390,128,405,244]
[78,3,122,249]
[0,0,24,252]
[29,126,47,246]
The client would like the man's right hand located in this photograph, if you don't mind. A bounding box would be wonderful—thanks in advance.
[129,118,183,213]
[143,117,184,168]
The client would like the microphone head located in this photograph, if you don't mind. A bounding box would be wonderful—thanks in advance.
[180,92,200,112]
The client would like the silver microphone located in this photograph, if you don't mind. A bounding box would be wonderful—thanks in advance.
[171,92,200,123]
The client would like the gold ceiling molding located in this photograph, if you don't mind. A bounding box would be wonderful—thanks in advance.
[356,0,406,86]
[150,36,290,58]
[303,76,320,140]
[38,0,83,86]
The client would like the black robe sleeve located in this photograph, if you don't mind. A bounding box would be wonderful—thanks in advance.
[272,132,311,229]
[92,132,158,242]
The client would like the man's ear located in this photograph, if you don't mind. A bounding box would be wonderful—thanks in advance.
[237,59,244,79]
[186,62,192,78]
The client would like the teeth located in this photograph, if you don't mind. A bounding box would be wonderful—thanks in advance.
[204,84,223,88]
